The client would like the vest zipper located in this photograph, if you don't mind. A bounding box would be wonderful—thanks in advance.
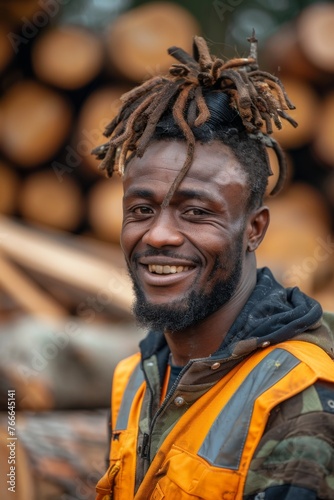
[135,359,200,491]
[140,433,150,459]
[143,360,194,461]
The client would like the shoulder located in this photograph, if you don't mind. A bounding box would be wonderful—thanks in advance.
[245,380,334,498]
[254,380,334,456]
[260,380,334,444]
[267,380,334,428]
[257,381,334,453]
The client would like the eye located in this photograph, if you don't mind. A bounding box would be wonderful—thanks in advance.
[184,208,207,216]
[133,206,153,215]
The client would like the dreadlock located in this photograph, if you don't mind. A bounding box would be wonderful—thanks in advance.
[92,31,297,209]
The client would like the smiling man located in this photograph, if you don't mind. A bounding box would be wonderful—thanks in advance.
[94,35,334,500]
[122,141,254,348]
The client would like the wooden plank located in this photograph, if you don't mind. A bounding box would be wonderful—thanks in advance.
[0,216,132,316]
[0,251,66,319]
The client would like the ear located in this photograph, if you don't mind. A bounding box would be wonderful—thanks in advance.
[246,206,270,252]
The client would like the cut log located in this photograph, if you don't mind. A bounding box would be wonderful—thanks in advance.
[19,170,84,231]
[256,182,332,294]
[272,77,320,150]
[0,216,133,316]
[105,1,200,82]
[31,26,104,90]
[0,80,72,167]
[313,91,334,168]
[297,3,334,74]
[263,5,334,84]
[75,85,129,173]
[0,161,20,214]
[262,23,330,84]
[88,177,123,243]
[0,251,66,319]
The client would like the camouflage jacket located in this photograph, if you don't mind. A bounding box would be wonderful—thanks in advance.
[244,313,334,499]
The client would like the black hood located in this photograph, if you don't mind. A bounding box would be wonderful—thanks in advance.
[220,267,323,355]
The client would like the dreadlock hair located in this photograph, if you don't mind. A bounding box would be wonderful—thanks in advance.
[92,31,297,211]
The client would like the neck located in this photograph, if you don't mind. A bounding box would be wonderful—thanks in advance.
[165,263,257,367]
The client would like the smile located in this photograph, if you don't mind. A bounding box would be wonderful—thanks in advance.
[148,264,192,274]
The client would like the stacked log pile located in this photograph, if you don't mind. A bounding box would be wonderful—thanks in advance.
[0,3,333,499]
[0,0,333,316]
[257,2,334,309]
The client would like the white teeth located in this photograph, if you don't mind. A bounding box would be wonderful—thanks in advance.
[148,264,191,274]
[155,265,163,274]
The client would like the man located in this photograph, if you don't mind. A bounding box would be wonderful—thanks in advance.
[94,34,334,499]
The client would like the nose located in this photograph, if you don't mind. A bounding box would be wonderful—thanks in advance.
[142,209,184,248]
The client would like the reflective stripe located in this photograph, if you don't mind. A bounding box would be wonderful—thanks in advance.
[115,363,144,431]
[198,348,300,469]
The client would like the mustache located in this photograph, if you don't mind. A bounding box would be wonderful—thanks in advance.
[132,249,202,266]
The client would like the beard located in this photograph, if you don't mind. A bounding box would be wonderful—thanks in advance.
[128,234,244,333]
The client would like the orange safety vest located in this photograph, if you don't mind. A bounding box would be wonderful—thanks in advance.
[96,341,334,500]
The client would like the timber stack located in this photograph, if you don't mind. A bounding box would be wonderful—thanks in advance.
[0,1,333,318]
[0,3,334,499]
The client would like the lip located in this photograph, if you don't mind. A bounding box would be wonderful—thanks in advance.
[138,263,197,287]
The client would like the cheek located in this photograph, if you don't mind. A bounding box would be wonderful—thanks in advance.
[120,227,131,256]
[120,224,143,258]
[206,236,244,273]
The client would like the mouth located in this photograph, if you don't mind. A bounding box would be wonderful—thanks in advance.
[148,264,192,274]
[136,258,198,289]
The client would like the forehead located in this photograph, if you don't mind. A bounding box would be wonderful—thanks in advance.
[123,140,248,196]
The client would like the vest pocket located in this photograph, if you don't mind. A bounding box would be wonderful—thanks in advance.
[96,428,138,499]
[151,483,165,500]
[150,445,241,500]
[96,460,121,500]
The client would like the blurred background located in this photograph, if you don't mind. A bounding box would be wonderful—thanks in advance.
[0,0,333,498]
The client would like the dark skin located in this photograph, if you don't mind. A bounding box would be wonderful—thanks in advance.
[121,140,270,366]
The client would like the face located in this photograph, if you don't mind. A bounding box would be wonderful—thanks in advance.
[121,140,260,332]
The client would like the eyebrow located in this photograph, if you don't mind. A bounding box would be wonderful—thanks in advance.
[175,188,219,203]
[123,188,156,200]
[124,187,222,205]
